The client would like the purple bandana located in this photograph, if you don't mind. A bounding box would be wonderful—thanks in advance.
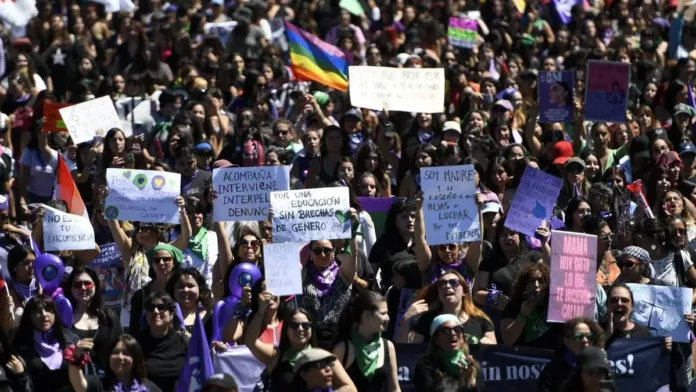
[113,379,149,392]
[34,330,62,370]
[308,261,339,297]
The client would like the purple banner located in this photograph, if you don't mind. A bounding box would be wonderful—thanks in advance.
[505,167,563,237]
[548,231,597,323]
[584,60,630,123]
[539,71,574,124]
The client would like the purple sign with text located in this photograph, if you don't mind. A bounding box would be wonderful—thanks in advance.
[548,231,597,323]
[539,71,574,124]
[584,60,630,123]
[504,167,563,237]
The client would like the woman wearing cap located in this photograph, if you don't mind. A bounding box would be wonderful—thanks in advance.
[557,158,590,210]
[332,291,400,392]
[412,314,483,391]
[559,347,616,392]
[68,333,162,392]
[128,243,184,332]
[107,195,189,328]
[537,317,605,392]
[399,271,495,345]
[294,347,357,392]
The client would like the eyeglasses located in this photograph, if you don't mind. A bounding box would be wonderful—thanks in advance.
[153,257,173,264]
[145,303,171,312]
[289,321,312,330]
[436,279,460,289]
[609,297,631,304]
[308,359,333,370]
[312,247,334,256]
[572,332,594,341]
[438,244,457,252]
[437,325,464,336]
[274,130,289,136]
[72,281,95,290]
[239,239,260,248]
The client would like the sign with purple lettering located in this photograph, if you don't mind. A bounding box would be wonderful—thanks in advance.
[504,167,563,237]
[447,17,477,49]
[548,231,597,323]
[539,71,574,123]
[584,60,630,123]
[421,165,479,245]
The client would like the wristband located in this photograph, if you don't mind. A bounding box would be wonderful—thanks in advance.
[63,345,91,369]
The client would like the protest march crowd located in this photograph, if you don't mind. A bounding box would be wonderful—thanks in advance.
[5,0,696,390]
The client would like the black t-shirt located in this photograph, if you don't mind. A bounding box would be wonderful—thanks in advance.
[501,302,561,350]
[181,170,212,200]
[604,323,652,347]
[138,329,188,392]
[412,310,494,344]
[478,252,534,297]
[85,375,163,392]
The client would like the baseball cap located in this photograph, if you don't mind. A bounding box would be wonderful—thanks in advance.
[396,53,410,65]
[443,121,462,134]
[492,99,513,112]
[482,202,501,215]
[679,141,696,157]
[565,157,586,170]
[673,103,695,119]
[344,109,364,123]
[577,347,610,372]
[205,373,238,388]
[293,348,337,373]
[195,142,213,153]
[552,141,574,165]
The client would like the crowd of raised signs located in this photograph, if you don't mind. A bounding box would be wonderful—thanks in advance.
[4,0,696,390]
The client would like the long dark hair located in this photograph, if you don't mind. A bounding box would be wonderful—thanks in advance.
[141,291,183,333]
[7,244,34,280]
[247,278,288,329]
[378,199,416,244]
[16,295,71,349]
[105,334,148,384]
[333,291,386,346]
[565,196,591,229]
[320,125,350,157]
[100,128,126,170]
[166,267,212,309]
[277,308,317,358]
[64,267,113,326]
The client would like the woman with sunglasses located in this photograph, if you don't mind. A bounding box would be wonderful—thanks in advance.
[638,218,696,289]
[660,192,696,251]
[415,191,484,286]
[65,267,123,375]
[68,333,162,392]
[137,292,187,392]
[6,245,37,338]
[214,230,265,299]
[398,271,495,345]
[298,210,359,343]
[108,195,189,328]
[615,246,653,284]
[245,308,354,391]
[128,244,184,332]
[558,347,616,392]
[332,290,400,392]
[14,295,79,392]
[537,317,605,392]
[413,314,483,391]
[166,268,212,335]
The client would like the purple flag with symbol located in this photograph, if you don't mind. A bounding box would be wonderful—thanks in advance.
[176,310,214,392]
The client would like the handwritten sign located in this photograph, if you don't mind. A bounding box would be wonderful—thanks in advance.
[584,61,630,123]
[204,21,238,45]
[421,165,479,245]
[626,284,693,343]
[42,205,95,251]
[348,66,445,113]
[104,169,181,224]
[539,71,574,123]
[505,167,563,237]
[447,17,477,49]
[262,242,303,296]
[87,243,125,308]
[548,231,597,323]
[213,166,290,222]
[59,95,121,144]
[270,187,350,242]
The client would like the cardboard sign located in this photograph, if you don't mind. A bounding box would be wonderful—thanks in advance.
[213,166,290,222]
[538,71,574,123]
[584,61,630,123]
[104,169,181,224]
[270,187,351,242]
[627,283,693,343]
[59,95,121,144]
[505,167,563,237]
[263,242,304,296]
[43,205,95,251]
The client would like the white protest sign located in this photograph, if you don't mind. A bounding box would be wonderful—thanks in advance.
[348,66,445,113]
[262,242,303,296]
[0,0,38,27]
[204,21,238,45]
[104,169,181,224]
[627,283,693,343]
[421,165,480,245]
[42,205,95,251]
[270,187,350,242]
[213,166,290,222]
[59,96,121,144]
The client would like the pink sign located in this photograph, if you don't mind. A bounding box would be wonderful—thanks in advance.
[548,231,597,323]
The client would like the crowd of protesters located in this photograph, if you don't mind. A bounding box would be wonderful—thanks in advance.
[0,0,696,390]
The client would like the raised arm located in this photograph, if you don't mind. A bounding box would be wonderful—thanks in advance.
[464,194,485,274]
[414,193,432,272]
[242,294,277,368]
[338,209,359,283]
[170,196,191,250]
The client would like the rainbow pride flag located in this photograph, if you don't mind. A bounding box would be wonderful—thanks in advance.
[284,21,349,91]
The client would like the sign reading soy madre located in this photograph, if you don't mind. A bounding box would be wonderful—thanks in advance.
[270,187,351,242]
[213,166,290,222]
[421,165,480,245]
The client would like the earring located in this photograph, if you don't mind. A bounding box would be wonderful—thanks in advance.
[650,245,657,251]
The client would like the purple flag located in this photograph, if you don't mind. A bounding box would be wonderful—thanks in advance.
[176,310,214,392]
[553,0,582,25]
[688,83,696,109]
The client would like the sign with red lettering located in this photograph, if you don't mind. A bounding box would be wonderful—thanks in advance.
[548,231,597,323]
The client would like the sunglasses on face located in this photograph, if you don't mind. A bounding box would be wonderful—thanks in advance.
[437,325,464,336]
[274,130,289,136]
[436,278,461,289]
[308,359,333,370]
[240,239,260,248]
[145,303,171,312]
[312,247,334,256]
[610,297,631,304]
[617,260,638,269]
[153,257,173,264]
[572,332,594,341]
[289,321,312,330]
[72,281,95,290]
[438,244,457,252]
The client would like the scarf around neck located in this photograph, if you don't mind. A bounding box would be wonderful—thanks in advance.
[34,329,62,370]
[113,378,149,392]
[13,278,37,303]
[351,330,381,378]
[282,344,310,368]
[437,349,465,378]
[308,261,339,297]
[188,227,208,262]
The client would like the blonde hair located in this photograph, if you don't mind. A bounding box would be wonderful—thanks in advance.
[418,270,492,325]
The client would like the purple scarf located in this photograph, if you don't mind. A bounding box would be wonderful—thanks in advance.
[308,261,339,297]
[33,330,62,370]
[113,379,149,392]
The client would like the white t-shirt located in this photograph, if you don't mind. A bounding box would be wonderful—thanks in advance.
[652,250,694,288]
[1,74,46,93]
[19,149,58,197]
[183,230,219,288]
